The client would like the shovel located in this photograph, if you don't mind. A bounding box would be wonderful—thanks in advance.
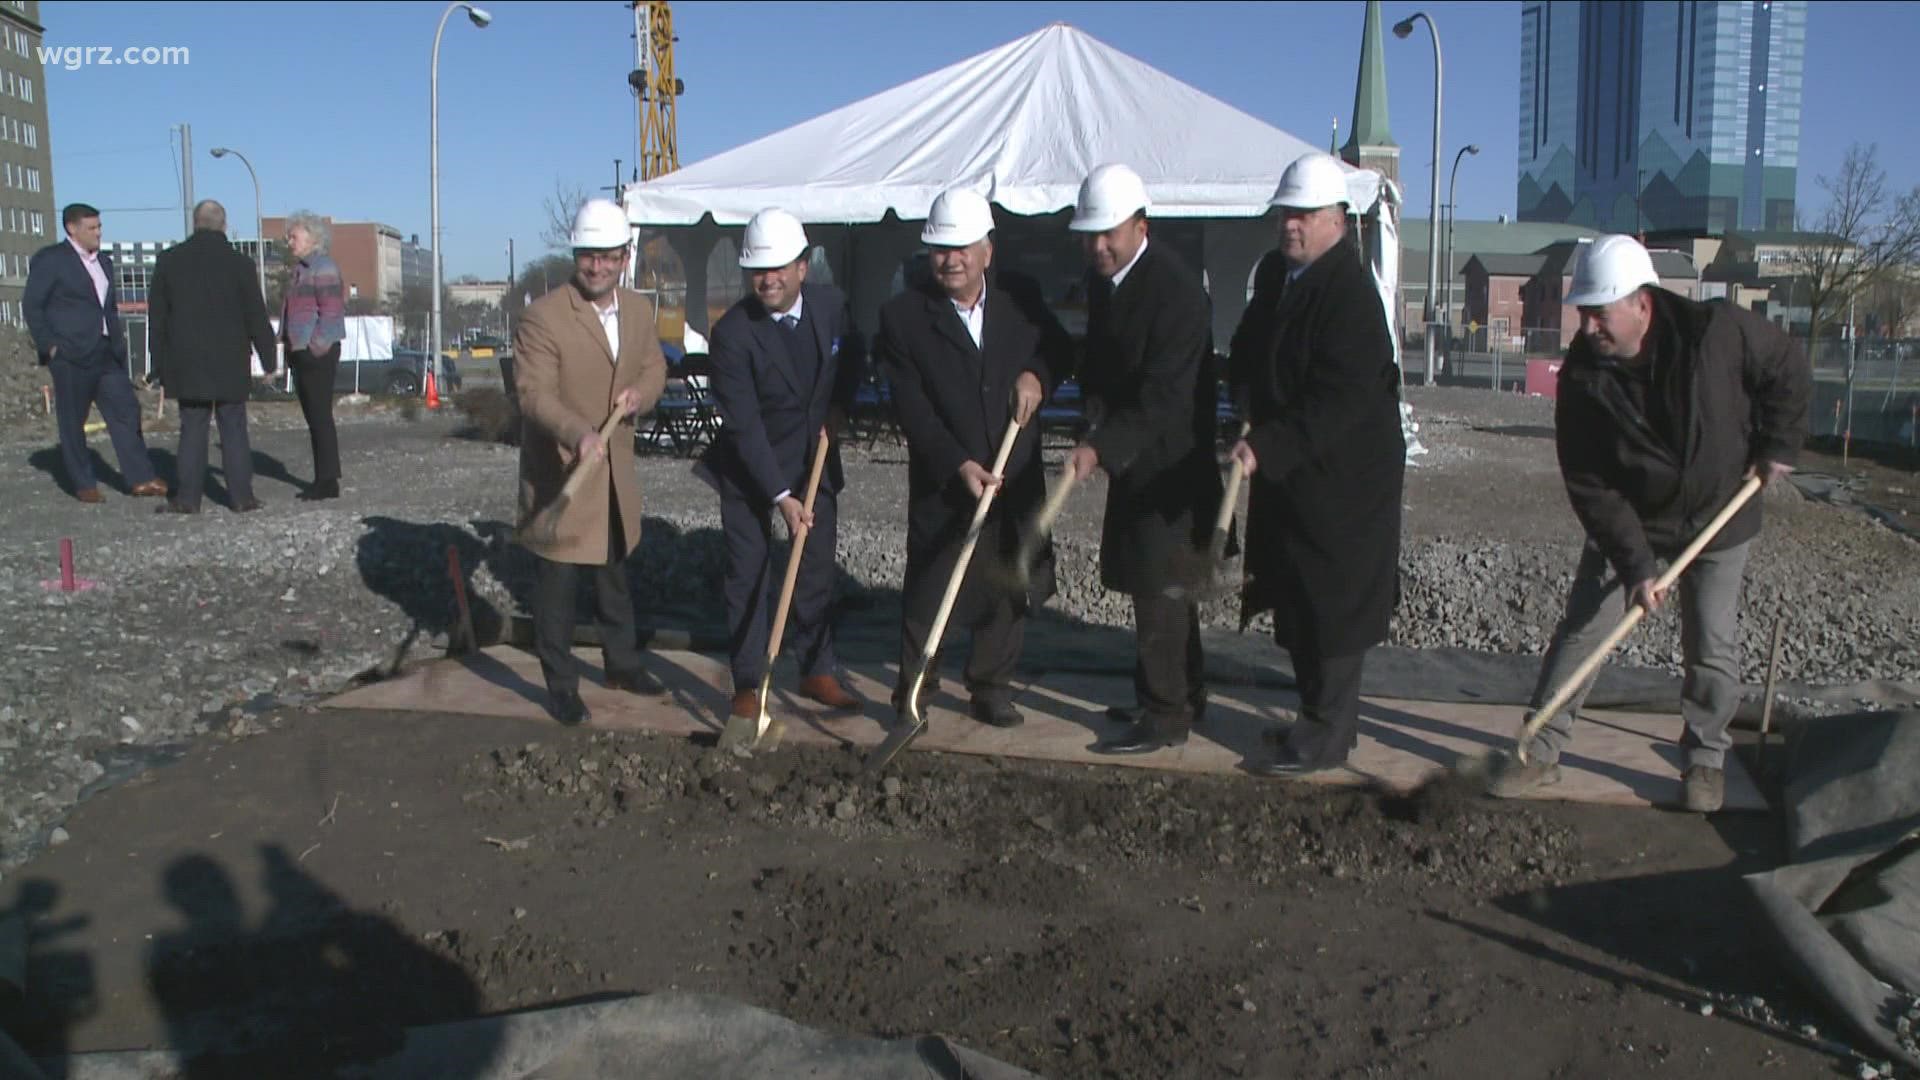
[1003,462,1080,593]
[1467,474,1764,777]
[515,407,625,549]
[717,428,833,755]
[864,419,1025,774]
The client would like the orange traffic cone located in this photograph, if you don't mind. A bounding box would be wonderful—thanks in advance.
[425,367,441,410]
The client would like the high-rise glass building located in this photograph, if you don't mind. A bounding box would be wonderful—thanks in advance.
[1517,0,1806,235]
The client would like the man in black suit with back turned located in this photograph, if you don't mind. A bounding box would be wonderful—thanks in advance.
[695,208,869,723]
[24,202,167,503]
[149,200,280,514]
[1064,163,1226,755]
[875,187,1075,728]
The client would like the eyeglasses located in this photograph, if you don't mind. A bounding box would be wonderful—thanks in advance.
[575,249,627,265]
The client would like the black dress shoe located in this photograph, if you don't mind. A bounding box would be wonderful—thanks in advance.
[1251,742,1346,778]
[231,497,264,513]
[606,667,666,696]
[1094,717,1190,755]
[549,689,589,727]
[155,501,199,515]
[969,697,1024,729]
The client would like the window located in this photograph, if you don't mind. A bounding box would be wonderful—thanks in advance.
[31,209,41,235]
[24,122,33,149]
[4,163,11,187]
[19,78,28,104]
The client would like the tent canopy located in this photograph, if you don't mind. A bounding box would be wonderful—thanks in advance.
[624,23,1384,228]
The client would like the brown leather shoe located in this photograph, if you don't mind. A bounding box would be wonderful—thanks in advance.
[730,689,760,720]
[75,488,105,504]
[129,479,167,497]
[799,674,862,713]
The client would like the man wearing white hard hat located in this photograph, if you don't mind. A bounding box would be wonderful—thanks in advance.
[1225,152,1405,776]
[513,198,670,726]
[1065,163,1226,755]
[695,208,868,721]
[1488,233,1809,812]
[874,187,1074,728]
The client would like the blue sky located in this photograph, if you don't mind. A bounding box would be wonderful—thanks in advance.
[41,0,1920,279]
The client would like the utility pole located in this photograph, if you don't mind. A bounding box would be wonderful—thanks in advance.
[178,123,194,240]
[602,158,624,204]
[506,237,515,336]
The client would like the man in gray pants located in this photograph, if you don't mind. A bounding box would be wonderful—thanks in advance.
[1487,235,1808,813]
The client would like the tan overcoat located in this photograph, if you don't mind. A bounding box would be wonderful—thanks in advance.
[514,282,667,564]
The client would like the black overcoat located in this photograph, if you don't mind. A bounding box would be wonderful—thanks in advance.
[150,229,278,402]
[1229,237,1405,657]
[1078,243,1224,595]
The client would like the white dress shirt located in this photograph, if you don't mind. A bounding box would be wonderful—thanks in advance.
[594,291,620,365]
[70,238,109,334]
[951,288,985,348]
[1110,237,1149,290]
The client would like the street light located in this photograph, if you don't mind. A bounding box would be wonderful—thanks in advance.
[208,148,266,310]
[1394,11,1443,385]
[1444,144,1480,338]
[431,2,492,396]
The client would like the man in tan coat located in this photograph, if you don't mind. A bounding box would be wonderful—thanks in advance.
[514,199,669,726]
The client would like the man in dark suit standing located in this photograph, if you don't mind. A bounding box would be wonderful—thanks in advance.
[1226,153,1406,775]
[875,188,1073,728]
[1064,164,1225,755]
[24,203,166,503]
[696,208,868,723]
[149,200,280,514]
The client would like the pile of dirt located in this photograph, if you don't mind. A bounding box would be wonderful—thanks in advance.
[464,732,1582,898]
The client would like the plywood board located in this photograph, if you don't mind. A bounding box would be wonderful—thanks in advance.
[323,646,1766,812]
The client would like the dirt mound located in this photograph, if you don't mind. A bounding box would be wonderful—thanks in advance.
[465,732,1581,900]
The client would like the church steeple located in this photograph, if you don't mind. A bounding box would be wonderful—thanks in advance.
[1342,0,1400,187]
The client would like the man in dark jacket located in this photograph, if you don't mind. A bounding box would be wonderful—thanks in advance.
[24,202,167,503]
[875,188,1073,728]
[694,208,868,723]
[1488,234,1809,812]
[1226,153,1405,775]
[150,201,280,514]
[1064,164,1225,755]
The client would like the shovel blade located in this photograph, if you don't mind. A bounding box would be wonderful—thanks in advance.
[717,681,782,755]
[863,713,926,775]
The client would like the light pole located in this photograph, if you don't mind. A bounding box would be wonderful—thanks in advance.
[1444,143,1479,339]
[431,1,492,396]
[1395,11,1443,385]
[208,147,266,308]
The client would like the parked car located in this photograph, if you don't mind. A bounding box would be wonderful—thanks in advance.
[333,348,461,396]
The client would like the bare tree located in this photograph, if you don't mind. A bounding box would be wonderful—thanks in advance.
[541,178,590,251]
[1789,143,1920,345]
[1866,269,1920,339]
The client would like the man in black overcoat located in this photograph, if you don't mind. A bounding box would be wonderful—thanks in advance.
[875,188,1074,728]
[1226,153,1406,775]
[150,200,280,514]
[1064,164,1225,755]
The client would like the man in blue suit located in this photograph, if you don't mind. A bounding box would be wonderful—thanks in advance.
[695,208,867,722]
[25,203,165,503]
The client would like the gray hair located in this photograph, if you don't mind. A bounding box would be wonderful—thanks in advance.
[192,199,226,232]
[286,210,330,251]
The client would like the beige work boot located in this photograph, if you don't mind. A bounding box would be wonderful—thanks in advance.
[1682,765,1725,813]
[1484,750,1562,799]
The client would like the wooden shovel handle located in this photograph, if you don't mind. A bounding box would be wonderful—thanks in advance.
[1516,475,1763,760]
[919,420,1024,672]
[764,429,833,667]
[555,407,627,500]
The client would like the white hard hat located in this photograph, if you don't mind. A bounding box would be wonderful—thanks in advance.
[1269,153,1350,211]
[570,198,631,249]
[1565,234,1660,307]
[1069,163,1150,233]
[921,188,995,247]
[739,208,809,269]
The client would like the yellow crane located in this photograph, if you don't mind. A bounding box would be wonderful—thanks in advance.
[630,1,681,181]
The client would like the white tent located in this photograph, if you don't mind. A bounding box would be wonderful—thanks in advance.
[624,22,1405,401]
